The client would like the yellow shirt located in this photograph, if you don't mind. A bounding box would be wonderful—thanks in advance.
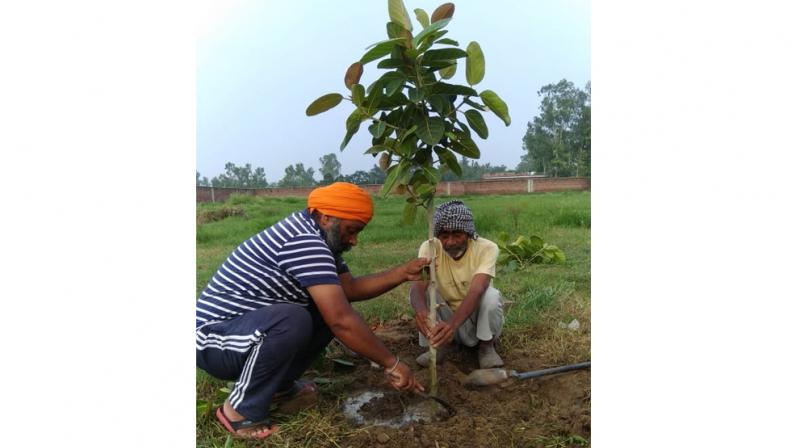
[417,237,499,310]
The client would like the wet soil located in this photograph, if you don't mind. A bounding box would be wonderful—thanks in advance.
[331,319,591,448]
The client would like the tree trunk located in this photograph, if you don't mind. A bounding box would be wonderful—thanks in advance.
[426,204,438,396]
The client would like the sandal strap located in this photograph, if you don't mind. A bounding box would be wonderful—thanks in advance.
[216,406,272,432]
[229,417,273,431]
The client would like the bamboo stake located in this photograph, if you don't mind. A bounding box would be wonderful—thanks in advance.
[426,204,438,396]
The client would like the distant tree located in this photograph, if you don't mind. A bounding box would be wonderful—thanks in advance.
[342,169,372,185]
[210,162,269,188]
[278,163,316,187]
[367,164,386,184]
[196,170,210,186]
[518,80,590,177]
[318,153,342,185]
[442,156,507,181]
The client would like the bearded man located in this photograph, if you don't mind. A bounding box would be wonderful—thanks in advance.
[196,182,426,440]
[409,200,506,370]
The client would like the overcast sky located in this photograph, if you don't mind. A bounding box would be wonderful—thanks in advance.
[197,0,590,182]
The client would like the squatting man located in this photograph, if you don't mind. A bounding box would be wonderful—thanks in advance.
[409,200,506,369]
[195,182,427,440]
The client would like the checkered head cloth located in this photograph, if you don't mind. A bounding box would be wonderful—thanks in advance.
[434,200,478,240]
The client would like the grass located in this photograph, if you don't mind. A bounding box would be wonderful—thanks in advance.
[195,191,591,446]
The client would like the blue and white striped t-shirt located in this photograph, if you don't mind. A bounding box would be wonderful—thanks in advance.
[195,209,348,327]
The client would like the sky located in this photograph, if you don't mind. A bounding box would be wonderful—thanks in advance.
[197,0,590,182]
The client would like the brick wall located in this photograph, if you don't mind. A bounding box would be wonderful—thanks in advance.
[196,177,590,203]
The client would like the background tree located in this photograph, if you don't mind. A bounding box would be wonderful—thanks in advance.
[367,164,387,184]
[318,153,343,185]
[442,156,507,181]
[196,170,210,186]
[278,163,316,187]
[306,0,510,395]
[517,80,590,177]
[341,169,372,185]
[210,162,269,188]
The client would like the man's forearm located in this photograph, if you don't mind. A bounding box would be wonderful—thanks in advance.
[409,281,429,312]
[448,275,491,328]
[328,311,397,368]
[343,267,405,302]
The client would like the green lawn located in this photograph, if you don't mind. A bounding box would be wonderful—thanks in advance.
[195,191,590,447]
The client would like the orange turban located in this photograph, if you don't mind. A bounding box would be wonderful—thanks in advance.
[307,182,374,224]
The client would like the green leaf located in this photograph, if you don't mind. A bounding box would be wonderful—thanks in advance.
[351,84,365,105]
[464,97,486,111]
[435,146,461,176]
[407,87,423,103]
[412,18,451,48]
[479,90,511,126]
[364,87,385,114]
[368,121,387,138]
[377,58,405,69]
[340,109,364,151]
[415,182,436,197]
[465,41,485,85]
[388,0,412,32]
[385,73,407,96]
[497,231,509,244]
[413,8,430,28]
[378,91,409,109]
[422,48,467,63]
[415,114,445,146]
[427,95,450,115]
[438,61,457,79]
[380,161,407,197]
[224,435,233,448]
[306,93,343,116]
[386,21,405,39]
[400,125,418,143]
[421,165,441,184]
[431,82,478,97]
[361,38,406,64]
[364,144,391,155]
[402,202,417,224]
[423,60,456,71]
[435,38,459,46]
[464,109,488,139]
[448,130,480,158]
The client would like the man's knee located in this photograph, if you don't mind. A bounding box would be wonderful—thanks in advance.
[267,305,313,347]
[479,287,504,312]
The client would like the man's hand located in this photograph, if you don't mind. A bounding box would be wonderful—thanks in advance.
[428,320,456,348]
[385,360,425,393]
[401,257,430,281]
[414,309,433,338]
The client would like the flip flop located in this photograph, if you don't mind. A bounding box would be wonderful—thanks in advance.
[272,379,318,414]
[215,407,278,440]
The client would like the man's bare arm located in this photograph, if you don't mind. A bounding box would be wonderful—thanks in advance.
[428,273,492,347]
[339,258,429,302]
[307,284,396,368]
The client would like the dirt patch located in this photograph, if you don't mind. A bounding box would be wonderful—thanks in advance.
[326,320,591,448]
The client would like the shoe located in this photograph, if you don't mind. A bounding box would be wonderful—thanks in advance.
[416,345,450,367]
[478,343,504,369]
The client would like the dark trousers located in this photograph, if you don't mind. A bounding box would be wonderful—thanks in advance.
[196,302,333,421]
